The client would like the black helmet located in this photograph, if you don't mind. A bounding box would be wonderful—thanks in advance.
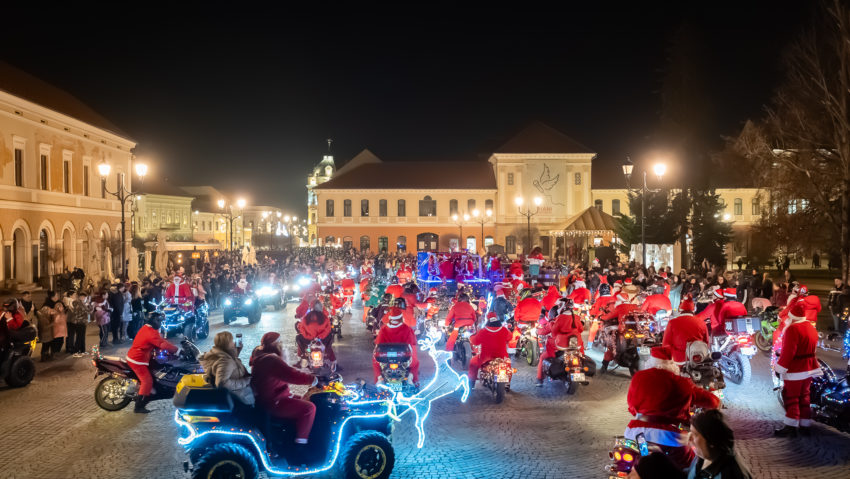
[3,298,17,311]
[404,282,418,294]
[391,276,399,284]
[599,283,612,296]
[147,312,165,330]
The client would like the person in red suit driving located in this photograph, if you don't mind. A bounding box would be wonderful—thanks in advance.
[640,285,672,316]
[444,293,478,352]
[697,288,725,335]
[515,292,543,325]
[599,293,639,374]
[625,345,721,469]
[296,298,335,364]
[468,312,513,388]
[773,301,822,437]
[125,312,178,413]
[536,299,584,386]
[385,277,404,299]
[373,307,420,387]
[250,332,318,446]
[588,283,615,344]
[166,272,194,304]
[716,288,748,336]
[661,295,709,365]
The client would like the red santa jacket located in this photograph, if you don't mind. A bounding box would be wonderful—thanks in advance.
[697,299,724,333]
[662,313,710,364]
[250,351,315,409]
[375,321,418,359]
[568,287,592,305]
[717,300,748,330]
[445,301,477,326]
[166,282,194,302]
[541,286,562,311]
[775,317,821,380]
[294,295,315,319]
[297,311,331,340]
[385,284,404,299]
[601,303,638,323]
[641,294,673,316]
[508,261,524,278]
[627,367,720,442]
[401,292,425,328]
[126,324,178,366]
[540,313,584,353]
[590,295,615,318]
[515,297,542,323]
[340,278,356,295]
[470,325,513,364]
[230,284,252,295]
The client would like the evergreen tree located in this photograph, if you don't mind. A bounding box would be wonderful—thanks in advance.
[690,189,732,267]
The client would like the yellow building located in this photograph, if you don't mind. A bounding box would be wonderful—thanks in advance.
[307,141,336,246]
[183,186,249,251]
[0,62,136,286]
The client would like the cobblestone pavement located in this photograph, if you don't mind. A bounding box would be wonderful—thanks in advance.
[1,303,848,479]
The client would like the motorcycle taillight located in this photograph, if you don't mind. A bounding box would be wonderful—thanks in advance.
[311,351,323,362]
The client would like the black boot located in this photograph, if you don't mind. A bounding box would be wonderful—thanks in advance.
[600,360,609,375]
[134,395,151,414]
[773,425,798,437]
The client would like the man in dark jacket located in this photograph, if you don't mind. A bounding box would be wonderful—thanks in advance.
[107,282,125,345]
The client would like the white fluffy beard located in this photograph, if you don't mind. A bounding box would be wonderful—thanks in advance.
[646,356,680,375]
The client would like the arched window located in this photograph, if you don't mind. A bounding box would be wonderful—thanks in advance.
[361,199,369,216]
[505,235,517,254]
[466,236,476,252]
[379,199,387,217]
[485,199,494,212]
[612,199,621,216]
[484,235,494,248]
[378,236,388,252]
[594,199,603,211]
[734,198,743,215]
[467,199,476,212]
[419,196,436,217]
[325,235,335,245]
[343,236,353,250]
[397,199,406,216]
[343,199,352,217]
[449,199,458,216]
[360,235,370,252]
[397,236,407,251]
[326,199,334,217]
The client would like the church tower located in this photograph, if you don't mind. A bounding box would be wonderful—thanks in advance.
[307,139,336,246]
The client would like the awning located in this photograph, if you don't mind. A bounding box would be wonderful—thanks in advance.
[549,207,618,237]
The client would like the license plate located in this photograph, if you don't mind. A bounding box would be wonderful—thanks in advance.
[745,318,754,334]
[741,346,756,356]
[638,346,650,356]
[311,359,323,368]
[497,371,509,382]
[388,382,402,391]
[571,373,585,382]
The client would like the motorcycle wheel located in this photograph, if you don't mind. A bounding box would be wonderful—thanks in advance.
[5,355,35,387]
[196,320,210,340]
[183,324,196,342]
[192,443,259,479]
[494,382,507,404]
[754,332,772,353]
[722,351,752,385]
[339,431,395,479]
[454,341,471,370]
[525,341,539,367]
[222,312,233,325]
[565,379,578,395]
[94,377,133,411]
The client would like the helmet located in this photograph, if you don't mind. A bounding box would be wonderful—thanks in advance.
[147,312,165,330]
[519,288,533,301]
[3,298,17,311]
[599,283,612,297]
[391,276,399,284]
[554,297,574,316]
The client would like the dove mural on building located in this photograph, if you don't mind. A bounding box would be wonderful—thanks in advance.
[532,162,565,206]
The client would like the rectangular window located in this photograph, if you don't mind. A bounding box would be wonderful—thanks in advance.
[594,199,603,211]
[398,199,406,216]
[612,199,621,215]
[40,154,48,190]
[378,236,388,252]
[361,199,369,216]
[507,173,514,185]
[734,198,742,215]
[344,199,352,217]
[14,149,23,187]
[751,198,759,216]
[468,199,476,212]
[326,199,334,217]
[379,199,387,217]
[83,165,90,196]
[63,160,70,193]
[505,236,516,254]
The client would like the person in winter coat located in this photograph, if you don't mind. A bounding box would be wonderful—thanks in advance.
[296,298,335,362]
[250,332,317,445]
[65,291,90,356]
[36,291,59,361]
[51,301,68,358]
[201,331,254,406]
[91,291,111,347]
[773,301,822,437]
[443,293,478,352]
[121,283,133,341]
[373,307,420,386]
[492,287,514,322]
[625,345,721,470]
[687,409,752,479]
[126,313,178,413]
[468,312,513,388]
[107,282,125,345]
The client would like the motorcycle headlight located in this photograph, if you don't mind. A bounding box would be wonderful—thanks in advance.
[244,298,253,305]
[298,277,310,286]
[292,284,301,292]
[283,284,289,292]
[224,298,232,306]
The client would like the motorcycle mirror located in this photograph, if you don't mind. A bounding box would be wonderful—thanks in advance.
[711,351,722,361]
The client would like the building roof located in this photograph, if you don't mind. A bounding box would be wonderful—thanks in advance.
[315,161,496,190]
[495,121,594,155]
[0,61,131,140]
[135,177,194,198]
[333,148,383,177]
[559,207,618,235]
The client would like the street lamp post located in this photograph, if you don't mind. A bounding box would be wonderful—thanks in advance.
[218,198,246,257]
[283,215,298,251]
[515,196,542,254]
[622,157,666,267]
[472,208,493,251]
[98,158,147,281]
[452,212,470,252]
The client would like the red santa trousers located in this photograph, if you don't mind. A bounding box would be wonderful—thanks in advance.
[445,319,475,352]
[267,395,316,441]
[128,362,154,396]
[372,355,419,383]
[781,377,813,427]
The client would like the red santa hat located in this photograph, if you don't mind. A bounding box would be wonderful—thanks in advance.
[650,345,673,361]
[624,278,633,285]
[660,272,668,279]
[713,288,724,300]
[788,301,806,321]
[798,285,809,296]
[679,295,695,313]
[614,280,623,286]
[723,288,737,299]
[388,307,404,324]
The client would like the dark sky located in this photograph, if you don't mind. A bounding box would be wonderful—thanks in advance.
[0,2,811,211]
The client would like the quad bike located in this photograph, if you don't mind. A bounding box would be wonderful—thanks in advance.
[222,292,261,325]
[0,320,37,388]
[160,300,209,342]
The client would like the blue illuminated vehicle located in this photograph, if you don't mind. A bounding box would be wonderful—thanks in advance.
[222,292,261,325]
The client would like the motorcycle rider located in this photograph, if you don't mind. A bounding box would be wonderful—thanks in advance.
[774,301,822,437]
[697,288,725,335]
[444,293,478,352]
[568,278,592,305]
[296,298,336,366]
[515,289,543,325]
[468,311,513,389]
[661,295,709,366]
[166,270,194,304]
[373,306,420,387]
[588,283,614,344]
[536,298,584,386]
[640,284,672,316]
[125,312,178,413]
[385,276,404,299]
[231,276,252,295]
[401,282,425,329]
[626,345,721,469]
[599,292,639,374]
[492,286,514,323]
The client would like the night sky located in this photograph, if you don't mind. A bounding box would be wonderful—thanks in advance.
[0,2,811,211]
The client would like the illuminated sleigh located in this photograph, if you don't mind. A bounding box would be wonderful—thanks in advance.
[172,336,468,479]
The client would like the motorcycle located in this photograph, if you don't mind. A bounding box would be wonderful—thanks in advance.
[712,315,759,385]
[92,338,202,411]
[450,325,474,370]
[299,337,335,376]
[599,311,658,376]
[539,336,594,394]
[681,341,726,415]
[222,292,261,325]
[0,321,37,388]
[606,434,653,478]
[374,342,416,394]
[753,306,780,353]
[159,300,209,342]
[477,357,514,403]
[330,309,344,341]
[514,321,547,367]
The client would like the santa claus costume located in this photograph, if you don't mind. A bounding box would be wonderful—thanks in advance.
[536,306,584,383]
[468,312,513,387]
[373,307,420,385]
[661,295,709,365]
[625,345,720,469]
[774,301,822,437]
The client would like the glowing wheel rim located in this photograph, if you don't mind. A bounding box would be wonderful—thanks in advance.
[354,444,387,479]
[207,459,245,479]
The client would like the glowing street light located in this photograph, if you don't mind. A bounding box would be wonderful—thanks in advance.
[97,156,148,280]
[516,196,542,253]
[218,198,247,255]
[622,156,667,266]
